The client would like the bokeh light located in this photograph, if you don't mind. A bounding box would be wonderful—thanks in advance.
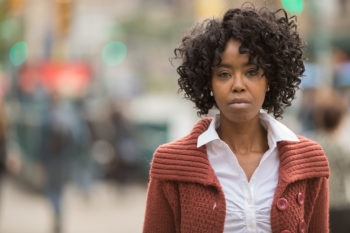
[281,0,304,14]
[9,41,28,66]
[102,41,127,66]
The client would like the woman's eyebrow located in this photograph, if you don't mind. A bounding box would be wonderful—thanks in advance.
[244,61,257,66]
[215,62,256,69]
[214,63,232,69]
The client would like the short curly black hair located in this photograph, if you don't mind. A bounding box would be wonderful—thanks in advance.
[174,5,305,118]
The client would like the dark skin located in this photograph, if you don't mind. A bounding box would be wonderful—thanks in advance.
[211,39,269,181]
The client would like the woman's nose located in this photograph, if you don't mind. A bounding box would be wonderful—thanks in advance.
[231,74,246,93]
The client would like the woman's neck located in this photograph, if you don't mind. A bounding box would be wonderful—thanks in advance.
[217,113,268,156]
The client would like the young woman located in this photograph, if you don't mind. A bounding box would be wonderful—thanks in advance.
[143,5,329,233]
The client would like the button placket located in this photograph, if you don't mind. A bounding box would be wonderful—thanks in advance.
[245,182,256,233]
[247,183,254,205]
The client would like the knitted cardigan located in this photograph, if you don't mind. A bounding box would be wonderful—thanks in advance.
[143,118,330,233]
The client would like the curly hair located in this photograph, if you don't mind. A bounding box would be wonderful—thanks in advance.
[174,5,305,118]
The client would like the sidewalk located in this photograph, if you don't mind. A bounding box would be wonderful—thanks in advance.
[0,176,147,233]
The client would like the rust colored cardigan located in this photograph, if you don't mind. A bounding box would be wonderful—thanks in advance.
[143,118,330,233]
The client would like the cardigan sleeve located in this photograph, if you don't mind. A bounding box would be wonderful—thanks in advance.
[308,177,329,232]
[143,178,176,233]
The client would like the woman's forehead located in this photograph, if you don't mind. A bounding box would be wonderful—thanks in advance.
[219,39,253,66]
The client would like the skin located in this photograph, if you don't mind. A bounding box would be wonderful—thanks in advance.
[211,38,269,181]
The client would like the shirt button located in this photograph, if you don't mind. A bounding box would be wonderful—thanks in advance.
[248,221,254,228]
[297,192,304,205]
[247,196,253,205]
[281,230,291,233]
[277,198,289,211]
[299,220,306,233]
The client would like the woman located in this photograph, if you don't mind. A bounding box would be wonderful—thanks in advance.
[143,5,329,233]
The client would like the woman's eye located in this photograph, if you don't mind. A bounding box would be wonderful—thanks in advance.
[247,69,259,76]
[218,72,231,78]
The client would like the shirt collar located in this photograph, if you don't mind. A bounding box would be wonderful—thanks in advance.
[197,110,299,148]
[197,114,221,148]
[259,110,299,143]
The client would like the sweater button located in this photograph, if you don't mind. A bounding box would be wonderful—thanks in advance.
[297,192,304,205]
[277,198,289,211]
[299,220,306,233]
[281,230,291,233]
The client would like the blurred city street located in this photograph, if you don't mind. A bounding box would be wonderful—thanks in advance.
[0,175,147,233]
[0,0,350,232]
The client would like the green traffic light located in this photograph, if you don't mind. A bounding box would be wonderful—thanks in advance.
[10,41,28,66]
[102,41,127,66]
[281,0,304,14]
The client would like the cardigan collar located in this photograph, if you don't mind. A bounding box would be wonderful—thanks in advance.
[150,118,329,188]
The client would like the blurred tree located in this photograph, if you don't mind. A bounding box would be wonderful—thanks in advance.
[118,13,191,45]
[0,1,23,64]
[113,11,193,94]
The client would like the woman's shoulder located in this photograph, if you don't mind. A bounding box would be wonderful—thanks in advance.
[154,117,213,154]
[277,134,330,181]
[148,118,213,182]
[152,131,208,163]
[305,131,350,165]
[278,134,324,151]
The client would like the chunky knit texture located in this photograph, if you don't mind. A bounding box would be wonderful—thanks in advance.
[143,118,330,233]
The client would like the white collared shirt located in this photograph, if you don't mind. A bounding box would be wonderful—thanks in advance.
[197,110,299,233]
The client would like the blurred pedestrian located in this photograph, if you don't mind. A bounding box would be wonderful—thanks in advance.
[309,89,350,233]
[70,99,94,194]
[143,4,330,233]
[39,93,74,233]
[0,98,7,212]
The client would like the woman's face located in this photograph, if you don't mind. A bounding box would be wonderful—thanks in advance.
[211,38,268,123]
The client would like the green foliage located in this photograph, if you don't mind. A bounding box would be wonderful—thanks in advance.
[117,12,192,45]
[0,1,24,63]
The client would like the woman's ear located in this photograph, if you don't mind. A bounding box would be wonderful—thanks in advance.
[266,80,270,92]
[208,82,213,96]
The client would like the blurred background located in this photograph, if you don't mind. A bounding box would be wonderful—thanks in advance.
[0,0,349,232]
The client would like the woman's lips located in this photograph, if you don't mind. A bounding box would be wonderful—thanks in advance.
[229,102,250,108]
[228,99,250,108]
